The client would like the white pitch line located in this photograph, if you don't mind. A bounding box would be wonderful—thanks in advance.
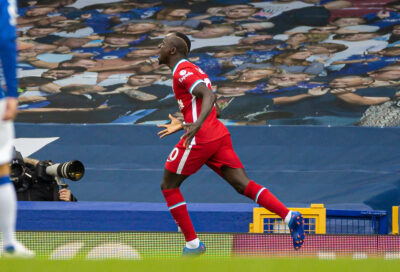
[317,252,336,260]
[384,252,400,260]
[353,252,368,260]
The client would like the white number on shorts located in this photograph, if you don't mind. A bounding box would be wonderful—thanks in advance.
[167,148,179,162]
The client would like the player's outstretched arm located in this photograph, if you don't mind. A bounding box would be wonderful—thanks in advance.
[157,114,184,138]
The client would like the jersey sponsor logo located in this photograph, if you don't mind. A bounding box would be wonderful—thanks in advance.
[177,99,184,110]
[179,70,187,76]
[167,147,179,162]
[179,71,194,83]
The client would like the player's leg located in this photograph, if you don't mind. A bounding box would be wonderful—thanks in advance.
[0,106,34,258]
[161,169,206,256]
[0,164,17,249]
[220,166,290,220]
[207,135,305,250]
[220,166,305,250]
[205,135,290,219]
[162,142,213,256]
[161,169,196,244]
[0,164,34,258]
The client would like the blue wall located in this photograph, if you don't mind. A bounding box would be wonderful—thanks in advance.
[16,201,255,232]
[15,124,400,212]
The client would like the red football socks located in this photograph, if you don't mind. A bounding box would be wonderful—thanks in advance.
[162,188,197,242]
[244,180,289,219]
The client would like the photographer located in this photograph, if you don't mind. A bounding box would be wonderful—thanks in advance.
[10,149,79,202]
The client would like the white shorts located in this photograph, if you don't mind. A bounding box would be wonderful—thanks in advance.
[0,99,15,165]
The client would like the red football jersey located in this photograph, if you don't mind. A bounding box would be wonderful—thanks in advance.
[172,59,229,144]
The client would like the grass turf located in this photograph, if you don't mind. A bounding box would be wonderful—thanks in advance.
[1,258,400,272]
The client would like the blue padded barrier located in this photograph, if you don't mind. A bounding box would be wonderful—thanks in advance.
[16,201,256,232]
[14,124,400,213]
[17,201,388,234]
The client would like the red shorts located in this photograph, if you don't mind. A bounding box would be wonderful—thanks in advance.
[165,135,244,176]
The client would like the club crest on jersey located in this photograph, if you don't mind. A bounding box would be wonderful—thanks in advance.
[179,69,193,83]
[177,99,184,110]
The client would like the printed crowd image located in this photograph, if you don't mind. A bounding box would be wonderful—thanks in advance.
[3,0,400,264]
[14,0,400,126]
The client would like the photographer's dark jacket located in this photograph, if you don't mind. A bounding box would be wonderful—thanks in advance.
[12,160,77,202]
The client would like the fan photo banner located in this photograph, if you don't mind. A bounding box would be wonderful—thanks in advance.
[15,0,400,126]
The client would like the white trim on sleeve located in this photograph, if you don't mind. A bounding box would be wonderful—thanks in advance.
[189,80,205,94]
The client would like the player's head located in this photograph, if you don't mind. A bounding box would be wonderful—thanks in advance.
[158,32,191,65]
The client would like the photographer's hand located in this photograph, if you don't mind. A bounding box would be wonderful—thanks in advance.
[59,188,72,202]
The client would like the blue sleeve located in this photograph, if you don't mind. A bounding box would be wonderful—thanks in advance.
[0,0,18,98]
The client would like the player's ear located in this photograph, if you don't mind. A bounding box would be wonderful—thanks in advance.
[170,46,177,55]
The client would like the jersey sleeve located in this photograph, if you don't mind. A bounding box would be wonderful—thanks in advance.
[176,66,205,94]
[0,0,18,98]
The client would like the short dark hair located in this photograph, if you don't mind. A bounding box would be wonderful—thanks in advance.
[175,32,191,53]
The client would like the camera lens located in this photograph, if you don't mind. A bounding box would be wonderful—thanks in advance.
[10,163,24,179]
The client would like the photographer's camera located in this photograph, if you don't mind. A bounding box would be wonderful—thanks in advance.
[9,149,84,201]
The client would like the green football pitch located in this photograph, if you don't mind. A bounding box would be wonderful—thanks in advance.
[1,258,400,272]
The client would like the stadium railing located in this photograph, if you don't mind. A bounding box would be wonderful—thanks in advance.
[249,204,326,234]
[249,204,389,235]
[326,209,388,235]
[393,206,399,235]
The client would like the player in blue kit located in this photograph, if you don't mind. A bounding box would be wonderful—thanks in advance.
[0,0,34,258]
